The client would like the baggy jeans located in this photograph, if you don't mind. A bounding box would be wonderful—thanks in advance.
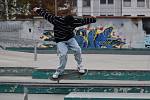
[56,37,82,74]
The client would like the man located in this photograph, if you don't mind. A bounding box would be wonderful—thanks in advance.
[33,7,96,79]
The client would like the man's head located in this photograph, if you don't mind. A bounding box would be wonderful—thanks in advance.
[64,15,74,25]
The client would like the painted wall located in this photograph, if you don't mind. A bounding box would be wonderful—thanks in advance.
[122,0,150,16]
[78,0,122,16]
[0,19,53,47]
[78,0,150,16]
[0,18,146,48]
[75,18,145,48]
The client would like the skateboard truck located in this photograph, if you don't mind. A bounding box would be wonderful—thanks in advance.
[50,77,61,83]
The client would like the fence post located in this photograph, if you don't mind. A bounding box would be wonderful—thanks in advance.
[23,87,28,100]
[34,41,38,61]
[33,17,38,61]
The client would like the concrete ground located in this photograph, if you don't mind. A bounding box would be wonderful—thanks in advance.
[0,50,150,100]
[0,50,150,70]
[0,93,65,100]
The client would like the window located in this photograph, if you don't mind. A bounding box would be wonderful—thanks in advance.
[123,0,131,7]
[138,0,145,1]
[137,0,145,7]
[100,0,114,5]
[123,15,131,16]
[137,15,145,16]
[83,0,90,7]
[108,0,114,4]
[100,15,106,16]
[100,0,106,4]
[83,15,91,17]
[108,14,114,16]
[73,0,77,7]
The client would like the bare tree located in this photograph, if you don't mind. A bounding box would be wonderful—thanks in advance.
[0,0,77,19]
[0,0,5,19]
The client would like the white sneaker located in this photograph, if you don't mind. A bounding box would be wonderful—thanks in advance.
[52,71,61,79]
[77,65,85,74]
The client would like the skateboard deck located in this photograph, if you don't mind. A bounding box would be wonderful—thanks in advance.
[50,69,88,83]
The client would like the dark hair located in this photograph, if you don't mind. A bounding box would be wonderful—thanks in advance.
[64,15,74,25]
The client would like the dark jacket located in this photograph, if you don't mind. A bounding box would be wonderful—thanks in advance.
[36,9,96,43]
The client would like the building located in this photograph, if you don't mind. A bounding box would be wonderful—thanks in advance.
[77,0,150,16]
[122,0,150,16]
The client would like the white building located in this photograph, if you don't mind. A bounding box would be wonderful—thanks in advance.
[122,0,150,16]
[77,0,150,16]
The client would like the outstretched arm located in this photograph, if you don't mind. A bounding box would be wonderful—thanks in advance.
[33,7,55,24]
[74,17,96,27]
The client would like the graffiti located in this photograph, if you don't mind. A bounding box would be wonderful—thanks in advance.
[144,35,150,48]
[39,30,55,48]
[39,25,126,49]
[75,25,126,48]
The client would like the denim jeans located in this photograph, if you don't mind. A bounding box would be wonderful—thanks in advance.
[56,37,82,74]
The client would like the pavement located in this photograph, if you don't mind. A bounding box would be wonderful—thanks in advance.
[0,49,150,87]
[0,50,150,100]
[1,76,150,85]
[0,93,65,100]
[0,50,150,70]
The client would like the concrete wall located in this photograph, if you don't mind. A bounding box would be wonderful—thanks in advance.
[78,0,122,16]
[0,19,53,47]
[99,0,122,16]
[0,17,147,48]
[77,0,150,16]
[75,18,145,48]
[122,0,150,16]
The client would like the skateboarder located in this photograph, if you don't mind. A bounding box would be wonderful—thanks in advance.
[33,7,96,79]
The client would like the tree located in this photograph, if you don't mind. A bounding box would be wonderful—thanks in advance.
[16,0,55,19]
[0,0,77,19]
[57,0,77,16]
[0,0,5,19]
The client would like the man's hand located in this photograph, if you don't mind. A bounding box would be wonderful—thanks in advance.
[33,7,40,12]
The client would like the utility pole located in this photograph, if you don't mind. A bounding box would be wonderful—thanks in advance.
[55,0,57,16]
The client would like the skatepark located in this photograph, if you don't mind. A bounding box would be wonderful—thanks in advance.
[0,3,150,99]
[0,18,150,99]
[0,50,150,70]
[0,49,150,100]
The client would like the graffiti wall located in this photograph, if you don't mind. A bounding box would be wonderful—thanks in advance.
[0,17,146,48]
[75,25,126,48]
[0,19,54,47]
[75,18,145,48]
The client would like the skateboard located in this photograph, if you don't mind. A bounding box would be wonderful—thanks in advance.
[50,69,88,83]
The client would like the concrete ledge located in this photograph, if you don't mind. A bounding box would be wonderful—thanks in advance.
[1,83,150,94]
[32,69,150,81]
[65,92,150,100]
[1,78,150,94]
[0,67,34,76]
[6,47,150,55]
